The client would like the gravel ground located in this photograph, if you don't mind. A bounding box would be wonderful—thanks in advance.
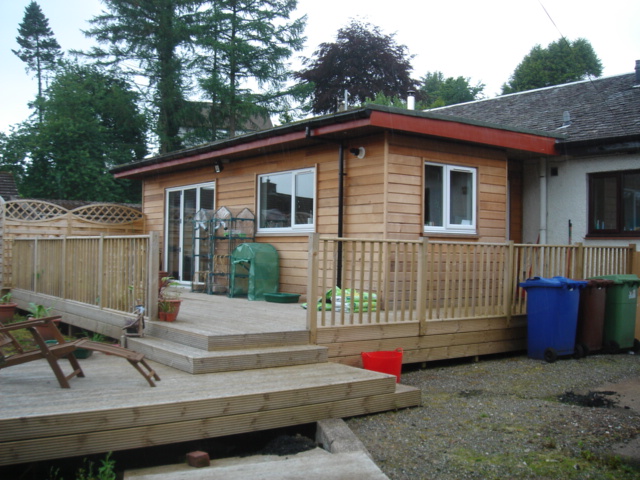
[347,352,640,480]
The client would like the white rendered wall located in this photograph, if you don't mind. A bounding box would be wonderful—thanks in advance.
[521,152,640,248]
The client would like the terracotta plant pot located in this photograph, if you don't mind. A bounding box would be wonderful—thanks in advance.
[158,299,182,322]
[31,317,62,341]
[0,303,18,322]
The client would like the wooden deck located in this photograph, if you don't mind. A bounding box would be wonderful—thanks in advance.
[0,291,421,467]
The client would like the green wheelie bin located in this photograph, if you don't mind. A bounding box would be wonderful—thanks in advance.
[590,274,640,353]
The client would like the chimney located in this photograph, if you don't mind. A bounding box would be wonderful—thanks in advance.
[636,60,640,84]
[407,90,415,110]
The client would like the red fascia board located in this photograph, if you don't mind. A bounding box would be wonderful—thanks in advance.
[114,130,308,178]
[369,111,558,155]
[114,119,373,179]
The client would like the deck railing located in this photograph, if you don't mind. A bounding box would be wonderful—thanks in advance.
[306,234,636,340]
[9,233,159,318]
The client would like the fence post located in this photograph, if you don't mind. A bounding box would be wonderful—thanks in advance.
[574,243,584,279]
[33,238,39,294]
[98,234,104,309]
[306,233,319,344]
[627,243,637,275]
[417,237,428,336]
[504,241,515,325]
[148,232,159,321]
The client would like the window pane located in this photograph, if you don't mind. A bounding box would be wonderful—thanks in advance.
[622,172,640,232]
[449,170,473,225]
[295,171,314,225]
[425,165,443,226]
[591,176,617,230]
[259,173,292,228]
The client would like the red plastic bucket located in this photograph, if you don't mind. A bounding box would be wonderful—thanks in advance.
[361,348,403,383]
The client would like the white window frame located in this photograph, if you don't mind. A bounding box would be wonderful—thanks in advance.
[164,181,215,283]
[424,162,477,234]
[257,167,316,234]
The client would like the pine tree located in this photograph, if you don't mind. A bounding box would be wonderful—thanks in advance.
[82,0,198,154]
[193,0,307,140]
[12,1,63,124]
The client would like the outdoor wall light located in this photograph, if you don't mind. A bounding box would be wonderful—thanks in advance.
[350,147,366,159]
[214,160,223,173]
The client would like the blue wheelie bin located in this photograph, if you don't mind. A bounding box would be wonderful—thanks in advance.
[519,276,588,362]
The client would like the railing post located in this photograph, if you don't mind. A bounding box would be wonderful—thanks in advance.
[417,237,428,336]
[306,233,319,344]
[148,232,160,321]
[574,243,584,279]
[627,243,637,275]
[504,241,515,324]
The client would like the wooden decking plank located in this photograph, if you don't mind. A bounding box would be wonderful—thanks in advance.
[325,326,526,357]
[0,385,419,466]
[0,360,395,443]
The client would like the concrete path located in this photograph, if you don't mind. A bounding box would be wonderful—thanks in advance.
[124,418,389,479]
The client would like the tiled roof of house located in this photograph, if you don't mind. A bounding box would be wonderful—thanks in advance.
[0,172,19,200]
[432,72,640,145]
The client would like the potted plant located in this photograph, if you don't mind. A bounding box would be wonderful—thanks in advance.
[0,292,18,322]
[26,303,59,340]
[158,276,182,322]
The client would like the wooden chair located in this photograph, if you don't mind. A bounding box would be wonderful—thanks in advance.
[0,316,160,388]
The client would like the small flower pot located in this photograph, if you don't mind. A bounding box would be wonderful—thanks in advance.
[0,303,17,322]
[158,299,182,322]
[31,317,61,341]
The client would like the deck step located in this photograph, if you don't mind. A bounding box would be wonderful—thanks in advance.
[144,320,310,351]
[127,336,328,374]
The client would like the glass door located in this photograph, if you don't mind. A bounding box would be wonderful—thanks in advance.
[165,183,215,283]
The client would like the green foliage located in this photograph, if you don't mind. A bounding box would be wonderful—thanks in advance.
[18,62,147,202]
[12,1,63,124]
[0,292,13,304]
[297,19,417,114]
[363,92,408,109]
[48,452,117,480]
[82,0,198,154]
[420,71,485,108]
[26,303,52,318]
[502,37,603,94]
[192,0,307,141]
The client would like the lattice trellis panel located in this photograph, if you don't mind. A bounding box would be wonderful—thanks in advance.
[4,200,68,221]
[71,204,143,224]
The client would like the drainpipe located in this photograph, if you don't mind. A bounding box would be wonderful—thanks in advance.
[337,144,345,288]
[539,158,547,244]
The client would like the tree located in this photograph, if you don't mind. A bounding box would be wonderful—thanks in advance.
[192,0,307,140]
[420,71,484,108]
[20,63,148,202]
[12,1,63,124]
[502,38,603,94]
[82,0,198,154]
[296,20,417,115]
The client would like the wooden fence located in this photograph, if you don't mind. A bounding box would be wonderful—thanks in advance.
[10,234,159,320]
[1,200,145,286]
[306,234,636,341]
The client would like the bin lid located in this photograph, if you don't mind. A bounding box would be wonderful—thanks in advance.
[519,276,588,289]
[580,278,615,288]
[589,274,640,286]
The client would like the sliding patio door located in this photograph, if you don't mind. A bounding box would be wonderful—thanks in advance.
[165,183,215,283]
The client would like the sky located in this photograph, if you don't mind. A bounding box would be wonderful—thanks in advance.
[1,0,639,134]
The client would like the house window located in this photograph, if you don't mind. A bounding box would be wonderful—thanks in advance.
[258,168,315,233]
[589,170,640,235]
[424,163,476,233]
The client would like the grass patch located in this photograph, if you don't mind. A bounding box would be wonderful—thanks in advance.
[451,447,639,479]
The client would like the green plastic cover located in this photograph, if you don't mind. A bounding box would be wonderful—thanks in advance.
[229,243,279,300]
